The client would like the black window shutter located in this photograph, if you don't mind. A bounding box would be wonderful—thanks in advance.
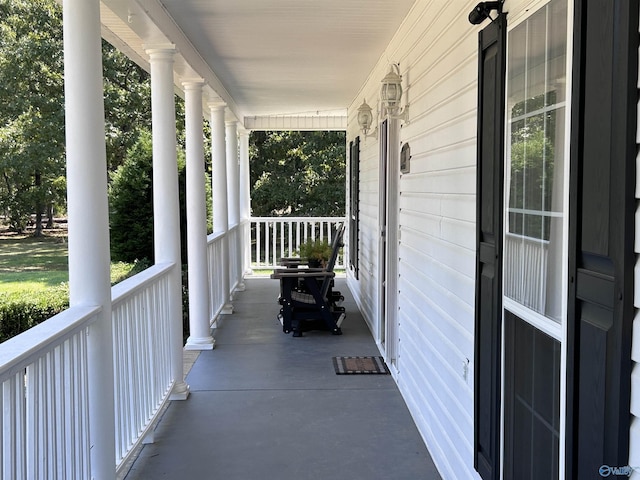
[474,14,506,480]
[349,137,360,279]
[566,0,638,478]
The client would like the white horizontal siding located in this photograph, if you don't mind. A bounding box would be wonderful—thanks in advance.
[400,227,475,307]
[346,103,380,333]
[347,1,481,479]
[399,192,475,223]
[399,319,476,480]
[400,222,476,280]
[401,166,476,195]
[399,265,474,355]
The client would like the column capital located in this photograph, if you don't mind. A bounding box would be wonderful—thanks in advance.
[182,79,205,90]
[208,101,227,112]
[225,119,238,127]
[144,44,177,59]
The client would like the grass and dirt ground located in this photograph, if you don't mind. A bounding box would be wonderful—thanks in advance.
[0,223,145,297]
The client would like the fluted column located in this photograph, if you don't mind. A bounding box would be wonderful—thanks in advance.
[63,0,115,476]
[184,81,214,350]
[147,46,189,400]
[210,104,233,314]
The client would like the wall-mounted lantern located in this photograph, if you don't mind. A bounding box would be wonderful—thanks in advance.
[380,64,409,122]
[357,99,378,139]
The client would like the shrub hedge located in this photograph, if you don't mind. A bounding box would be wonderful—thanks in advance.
[0,284,69,343]
[0,260,191,344]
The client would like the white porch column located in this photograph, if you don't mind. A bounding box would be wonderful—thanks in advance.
[147,46,189,400]
[184,81,215,350]
[63,0,115,477]
[239,130,252,277]
[210,104,233,314]
[226,121,242,291]
[226,121,240,227]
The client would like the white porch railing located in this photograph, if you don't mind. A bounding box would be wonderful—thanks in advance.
[228,224,243,290]
[250,216,346,269]
[207,231,227,322]
[0,305,100,479]
[111,263,174,473]
[207,224,247,325]
[0,263,178,478]
[0,218,346,477]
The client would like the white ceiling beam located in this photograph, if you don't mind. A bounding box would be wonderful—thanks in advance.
[244,115,347,131]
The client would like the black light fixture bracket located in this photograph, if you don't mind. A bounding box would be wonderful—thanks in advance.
[468,1,504,25]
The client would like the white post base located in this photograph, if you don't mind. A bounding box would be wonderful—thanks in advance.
[220,304,234,314]
[235,282,246,292]
[184,336,215,350]
[143,429,155,445]
[170,381,190,401]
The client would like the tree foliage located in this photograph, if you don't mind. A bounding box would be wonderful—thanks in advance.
[0,0,154,234]
[508,92,556,240]
[109,130,155,262]
[102,42,152,172]
[249,131,346,217]
[109,127,211,264]
[0,0,65,233]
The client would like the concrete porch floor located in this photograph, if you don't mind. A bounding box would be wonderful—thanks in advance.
[124,277,441,480]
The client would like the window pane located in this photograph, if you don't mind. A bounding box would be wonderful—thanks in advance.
[505,313,561,480]
[504,0,568,322]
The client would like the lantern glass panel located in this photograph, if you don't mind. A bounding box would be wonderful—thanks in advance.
[358,110,372,130]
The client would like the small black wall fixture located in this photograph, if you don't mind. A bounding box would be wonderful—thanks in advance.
[468,1,503,25]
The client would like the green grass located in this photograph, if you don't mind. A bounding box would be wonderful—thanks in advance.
[0,236,69,294]
[0,235,148,297]
[0,234,153,342]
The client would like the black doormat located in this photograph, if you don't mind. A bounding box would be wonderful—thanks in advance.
[332,356,390,375]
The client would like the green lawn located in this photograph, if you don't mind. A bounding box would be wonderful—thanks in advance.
[0,233,151,342]
[0,235,145,296]
[0,236,69,294]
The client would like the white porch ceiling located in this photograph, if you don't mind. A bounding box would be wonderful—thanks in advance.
[100,0,417,127]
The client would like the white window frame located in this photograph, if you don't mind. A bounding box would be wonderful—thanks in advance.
[499,1,574,479]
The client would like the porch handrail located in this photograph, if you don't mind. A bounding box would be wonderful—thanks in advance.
[110,262,175,473]
[111,261,173,306]
[250,216,346,269]
[0,305,101,479]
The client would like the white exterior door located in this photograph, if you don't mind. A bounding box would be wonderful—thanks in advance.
[379,119,400,371]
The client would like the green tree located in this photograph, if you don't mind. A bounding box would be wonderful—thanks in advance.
[249,131,346,217]
[109,130,155,262]
[0,0,65,234]
[109,128,211,263]
[0,0,157,234]
[102,41,152,172]
[508,92,557,240]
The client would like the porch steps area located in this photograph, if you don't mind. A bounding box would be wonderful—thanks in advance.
[124,277,441,480]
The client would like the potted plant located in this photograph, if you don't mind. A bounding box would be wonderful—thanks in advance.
[299,238,332,268]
